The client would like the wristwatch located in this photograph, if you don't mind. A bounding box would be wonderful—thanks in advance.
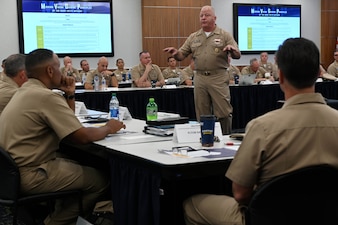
[63,93,75,100]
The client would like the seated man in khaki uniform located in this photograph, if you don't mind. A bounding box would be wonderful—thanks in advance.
[0,54,28,115]
[131,51,165,88]
[162,56,192,86]
[60,56,81,82]
[113,58,129,82]
[84,56,118,90]
[0,48,126,225]
[183,37,338,225]
[241,58,270,82]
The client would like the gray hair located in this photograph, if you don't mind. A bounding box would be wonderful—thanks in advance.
[4,54,26,78]
[249,58,258,65]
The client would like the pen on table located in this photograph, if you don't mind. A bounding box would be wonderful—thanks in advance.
[225,142,241,146]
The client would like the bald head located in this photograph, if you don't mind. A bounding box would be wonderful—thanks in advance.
[63,56,72,66]
[201,5,215,15]
[97,56,109,73]
[200,5,216,32]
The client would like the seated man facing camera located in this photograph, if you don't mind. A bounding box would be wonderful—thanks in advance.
[84,56,118,90]
[183,38,338,225]
[0,48,125,225]
[131,51,165,88]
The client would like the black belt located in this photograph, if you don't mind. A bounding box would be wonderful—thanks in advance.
[195,69,226,76]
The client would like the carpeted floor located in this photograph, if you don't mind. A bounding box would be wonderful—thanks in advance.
[0,204,46,225]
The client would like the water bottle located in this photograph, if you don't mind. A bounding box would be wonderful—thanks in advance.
[127,69,132,80]
[109,93,119,120]
[82,73,86,84]
[94,75,99,91]
[146,98,158,121]
[101,76,106,90]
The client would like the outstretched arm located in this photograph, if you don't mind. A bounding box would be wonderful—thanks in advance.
[163,47,186,61]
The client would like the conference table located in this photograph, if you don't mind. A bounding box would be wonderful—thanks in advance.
[75,81,338,130]
[60,118,239,225]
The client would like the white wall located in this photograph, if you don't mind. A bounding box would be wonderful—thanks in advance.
[0,0,320,69]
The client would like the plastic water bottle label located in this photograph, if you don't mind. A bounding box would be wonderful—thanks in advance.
[110,108,119,119]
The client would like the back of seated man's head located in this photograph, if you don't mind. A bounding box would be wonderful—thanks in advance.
[276,38,319,89]
[25,48,55,78]
[4,54,26,78]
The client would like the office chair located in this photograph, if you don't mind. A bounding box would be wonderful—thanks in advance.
[0,146,83,225]
[245,165,338,225]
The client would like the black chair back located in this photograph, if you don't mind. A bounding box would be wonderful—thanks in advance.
[246,165,338,225]
[0,147,20,204]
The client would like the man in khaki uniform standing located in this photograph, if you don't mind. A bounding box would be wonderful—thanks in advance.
[164,5,241,134]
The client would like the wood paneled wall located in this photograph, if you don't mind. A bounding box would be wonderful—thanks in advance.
[321,0,338,69]
[142,0,210,68]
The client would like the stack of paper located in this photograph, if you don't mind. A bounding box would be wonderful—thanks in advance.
[143,126,174,136]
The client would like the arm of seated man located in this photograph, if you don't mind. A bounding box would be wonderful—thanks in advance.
[232,182,254,206]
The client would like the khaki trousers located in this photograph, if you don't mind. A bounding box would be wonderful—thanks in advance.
[194,72,233,134]
[183,194,245,225]
[20,158,109,225]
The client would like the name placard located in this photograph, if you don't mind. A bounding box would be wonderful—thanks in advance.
[75,101,88,116]
[173,122,222,143]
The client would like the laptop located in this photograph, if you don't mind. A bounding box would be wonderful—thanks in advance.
[166,77,181,85]
[238,74,256,86]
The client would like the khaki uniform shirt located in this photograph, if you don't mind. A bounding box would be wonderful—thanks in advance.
[131,63,164,87]
[259,62,274,74]
[0,75,19,115]
[113,69,128,81]
[86,69,114,87]
[0,78,82,168]
[226,93,338,188]
[162,67,183,79]
[181,66,194,79]
[178,26,239,71]
[271,63,279,80]
[78,70,94,81]
[227,65,241,80]
[60,66,81,82]
[327,61,338,77]
[241,66,267,78]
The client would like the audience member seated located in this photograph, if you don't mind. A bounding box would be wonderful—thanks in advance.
[241,58,270,82]
[78,59,93,81]
[0,48,126,225]
[183,37,338,225]
[0,58,6,80]
[181,58,195,79]
[227,56,241,85]
[271,54,279,81]
[0,54,27,115]
[162,56,192,86]
[131,51,165,88]
[113,58,128,82]
[259,51,274,74]
[319,64,336,81]
[60,56,81,82]
[327,49,338,77]
[84,56,118,90]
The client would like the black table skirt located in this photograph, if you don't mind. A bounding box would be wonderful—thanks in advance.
[75,82,338,130]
